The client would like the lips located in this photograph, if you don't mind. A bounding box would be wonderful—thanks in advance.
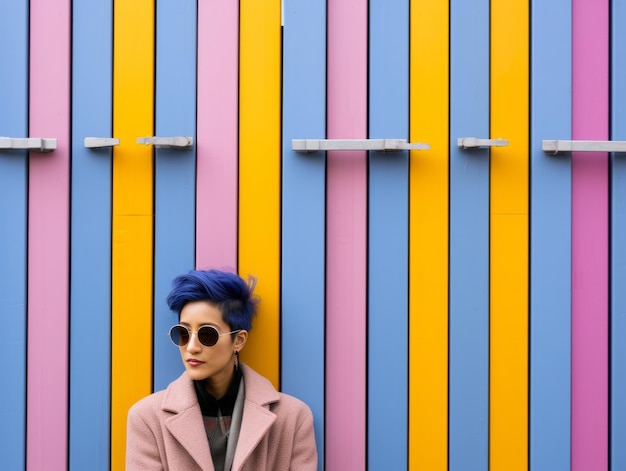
[187,359,205,367]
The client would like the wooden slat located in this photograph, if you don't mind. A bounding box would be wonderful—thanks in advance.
[238,0,282,387]
[489,1,530,469]
[110,0,154,468]
[571,1,609,469]
[0,1,28,469]
[449,0,489,468]
[325,0,368,468]
[409,1,449,469]
[529,1,573,469]
[196,0,239,270]
[69,0,113,468]
[152,0,197,392]
[611,2,626,469]
[281,0,326,467]
[27,0,71,468]
[368,0,409,468]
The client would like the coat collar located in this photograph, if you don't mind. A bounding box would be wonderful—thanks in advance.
[231,365,280,469]
[160,364,280,470]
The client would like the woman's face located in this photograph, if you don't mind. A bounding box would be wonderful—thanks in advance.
[178,300,246,392]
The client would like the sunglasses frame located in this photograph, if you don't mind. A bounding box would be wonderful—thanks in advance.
[167,324,241,347]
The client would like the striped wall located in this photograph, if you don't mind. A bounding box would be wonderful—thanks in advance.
[0,1,622,470]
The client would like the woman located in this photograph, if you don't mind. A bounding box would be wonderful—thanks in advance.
[126,269,317,470]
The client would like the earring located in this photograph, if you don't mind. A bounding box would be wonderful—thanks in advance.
[234,350,240,370]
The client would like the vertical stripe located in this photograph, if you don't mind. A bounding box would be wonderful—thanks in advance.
[281,0,326,467]
[489,1,529,469]
[611,2,626,469]
[409,1,449,469]
[238,0,281,387]
[27,0,71,468]
[69,0,113,468]
[368,0,408,468]
[571,1,609,470]
[326,0,367,468]
[153,0,197,392]
[0,1,28,469]
[529,1,572,470]
[196,0,239,270]
[449,0,489,469]
[111,1,154,468]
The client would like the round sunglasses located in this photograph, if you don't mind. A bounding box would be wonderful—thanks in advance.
[168,324,241,347]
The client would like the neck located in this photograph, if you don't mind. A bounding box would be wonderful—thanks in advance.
[204,363,236,399]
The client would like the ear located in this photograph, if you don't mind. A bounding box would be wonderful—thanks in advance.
[234,330,248,351]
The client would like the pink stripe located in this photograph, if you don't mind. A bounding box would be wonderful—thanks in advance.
[26,1,70,469]
[572,1,609,469]
[325,0,367,468]
[196,0,239,270]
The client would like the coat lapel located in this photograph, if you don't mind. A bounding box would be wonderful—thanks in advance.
[162,373,215,470]
[231,365,280,470]
[159,366,281,471]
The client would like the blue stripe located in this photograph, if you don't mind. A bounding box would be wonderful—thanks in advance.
[448,1,490,469]
[529,1,572,470]
[0,1,28,469]
[153,0,197,391]
[69,1,113,469]
[281,1,326,468]
[611,2,626,469]
[367,0,409,468]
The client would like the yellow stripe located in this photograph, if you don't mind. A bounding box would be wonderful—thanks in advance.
[409,2,449,469]
[238,0,281,389]
[490,1,529,469]
[110,1,154,468]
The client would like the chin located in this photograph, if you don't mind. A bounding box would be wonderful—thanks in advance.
[185,368,210,381]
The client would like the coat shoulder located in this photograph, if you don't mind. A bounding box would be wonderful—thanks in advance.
[128,389,167,423]
[273,391,315,428]
[276,392,312,414]
[130,372,197,418]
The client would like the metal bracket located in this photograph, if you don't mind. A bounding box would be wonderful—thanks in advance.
[84,137,120,148]
[292,138,429,152]
[0,137,57,153]
[136,136,193,149]
[457,137,508,149]
[542,140,626,154]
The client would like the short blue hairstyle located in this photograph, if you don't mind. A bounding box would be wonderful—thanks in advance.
[166,269,258,331]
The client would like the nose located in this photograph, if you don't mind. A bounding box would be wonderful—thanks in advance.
[186,331,202,352]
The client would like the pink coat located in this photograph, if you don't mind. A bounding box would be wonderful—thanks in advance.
[126,364,317,470]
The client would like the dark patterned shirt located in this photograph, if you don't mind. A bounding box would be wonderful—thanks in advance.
[194,368,242,471]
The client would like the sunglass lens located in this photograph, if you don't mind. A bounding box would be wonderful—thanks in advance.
[198,326,219,347]
[169,326,189,346]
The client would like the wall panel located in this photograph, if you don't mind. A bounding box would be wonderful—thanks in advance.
[110,1,154,468]
[325,0,368,468]
[368,0,409,468]
[27,0,71,468]
[571,1,609,470]
[449,0,489,469]
[281,0,326,468]
[196,0,239,270]
[409,1,449,469]
[611,2,626,469]
[238,0,281,387]
[152,0,197,392]
[529,1,572,470]
[0,1,28,469]
[490,1,529,468]
[69,0,113,468]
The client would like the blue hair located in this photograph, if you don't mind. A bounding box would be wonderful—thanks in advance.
[166,269,258,331]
